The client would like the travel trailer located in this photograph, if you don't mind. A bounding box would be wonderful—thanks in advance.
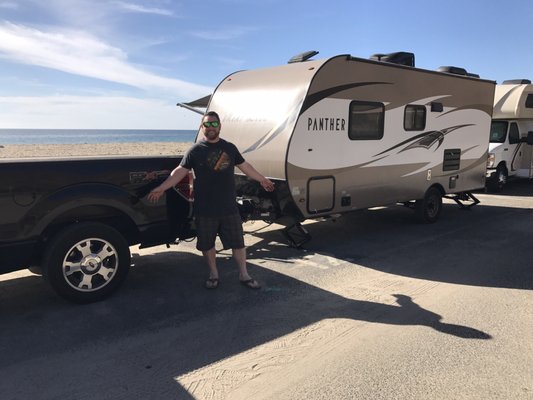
[180,51,496,245]
[486,79,533,192]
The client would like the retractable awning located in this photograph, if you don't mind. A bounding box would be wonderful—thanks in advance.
[176,95,211,115]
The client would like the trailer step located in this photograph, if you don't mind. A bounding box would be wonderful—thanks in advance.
[280,223,311,249]
[444,191,480,209]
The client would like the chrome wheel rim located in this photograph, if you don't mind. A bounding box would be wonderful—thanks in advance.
[62,238,119,292]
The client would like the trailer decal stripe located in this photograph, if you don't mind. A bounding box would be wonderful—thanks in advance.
[494,85,522,112]
[437,103,493,117]
[242,99,305,154]
[300,82,390,114]
[373,124,474,156]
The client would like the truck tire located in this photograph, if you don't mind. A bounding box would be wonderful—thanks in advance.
[42,222,130,303]
[415,187,442,223]
[487,165,507,193]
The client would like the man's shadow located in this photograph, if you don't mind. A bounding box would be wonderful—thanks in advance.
[389,294,490,338]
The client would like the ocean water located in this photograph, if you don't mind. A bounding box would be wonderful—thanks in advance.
[0,129,198,145]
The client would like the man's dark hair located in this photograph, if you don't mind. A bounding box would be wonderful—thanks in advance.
[204,111,220,122]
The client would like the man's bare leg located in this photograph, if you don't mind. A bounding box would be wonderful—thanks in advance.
[202,247,219,288]
[233,247,260,288]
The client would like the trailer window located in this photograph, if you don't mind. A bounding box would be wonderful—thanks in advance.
[348,101,384,140]
[404,105,426,131]
[526,94,533,108]
[489,121,508,143]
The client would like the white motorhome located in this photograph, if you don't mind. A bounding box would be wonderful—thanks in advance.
[182,51,495,245]
[486,79,533,192]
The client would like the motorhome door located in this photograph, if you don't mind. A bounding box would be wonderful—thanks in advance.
[519,141,533,178]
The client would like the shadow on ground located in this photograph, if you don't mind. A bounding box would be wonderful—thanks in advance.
[1,244,493,399]
[246,181,533,290]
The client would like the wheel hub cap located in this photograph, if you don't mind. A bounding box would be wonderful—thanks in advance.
[81,255,102,274]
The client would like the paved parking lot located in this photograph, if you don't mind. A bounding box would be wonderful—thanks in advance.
[1,181,532,399]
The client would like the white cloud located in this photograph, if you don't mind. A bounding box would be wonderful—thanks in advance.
[0,22,212,98]
[114,1,174,16]
[0,95,202,129]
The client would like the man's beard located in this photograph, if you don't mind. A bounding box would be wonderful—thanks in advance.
[204,130,219,141]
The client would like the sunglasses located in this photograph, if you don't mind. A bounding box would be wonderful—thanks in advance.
[202,121,220,128]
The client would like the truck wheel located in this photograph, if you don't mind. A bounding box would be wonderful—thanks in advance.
[487,165,507,192]
[42,222,130,303]
[415,187,442,223]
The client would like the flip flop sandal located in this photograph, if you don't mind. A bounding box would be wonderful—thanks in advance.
[204,278,219,289]
[240,278,261,290]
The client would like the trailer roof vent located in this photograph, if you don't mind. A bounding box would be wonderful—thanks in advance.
[369,52,415,67]
[467,72,480,78]
[288,50,319,64]
[502,79,531,84]
[437,66,468,76]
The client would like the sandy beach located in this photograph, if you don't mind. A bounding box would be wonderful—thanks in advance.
[0,142,193,158]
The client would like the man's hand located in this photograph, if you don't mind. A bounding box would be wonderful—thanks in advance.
[260,178,275,192]
[147,187,165,202]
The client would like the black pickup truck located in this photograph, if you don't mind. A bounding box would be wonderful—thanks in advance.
[0,155,195,303]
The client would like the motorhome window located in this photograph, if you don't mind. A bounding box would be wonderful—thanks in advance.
[509,123,520,144]
[404,105,426,131]
[348,101,384,140]
[489,121,508,143]
[526,94,533,108]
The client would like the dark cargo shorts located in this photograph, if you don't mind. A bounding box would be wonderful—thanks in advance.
[195,214,245,251]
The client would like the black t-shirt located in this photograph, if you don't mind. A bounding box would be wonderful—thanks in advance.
[180,139,245,217]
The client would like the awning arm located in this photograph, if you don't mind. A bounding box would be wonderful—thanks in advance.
[176,102,205,115]
[176,94,211,115]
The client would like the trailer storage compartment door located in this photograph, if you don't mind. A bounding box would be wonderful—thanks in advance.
[307,176,335,214]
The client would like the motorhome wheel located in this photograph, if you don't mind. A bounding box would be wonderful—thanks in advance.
[487,165,507,193]
[415,187,442,223]
[42,222,131,303]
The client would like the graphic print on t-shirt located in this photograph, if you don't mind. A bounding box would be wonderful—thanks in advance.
[207,149,231,171]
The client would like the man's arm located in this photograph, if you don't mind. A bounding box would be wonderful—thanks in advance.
[237,161,275,192]
[147,165,190,202]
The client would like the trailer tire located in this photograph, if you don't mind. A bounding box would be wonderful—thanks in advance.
[415,187,442,223]
[42,222,130,303]
[487,165,507,193]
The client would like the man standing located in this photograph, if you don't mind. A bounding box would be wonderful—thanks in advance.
[148,111,275,289]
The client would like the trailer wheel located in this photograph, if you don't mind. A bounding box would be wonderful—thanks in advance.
[42,222,130,303]
[415,187,442,223]
[487,165,507,193]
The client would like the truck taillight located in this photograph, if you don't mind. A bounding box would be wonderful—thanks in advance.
[174,171,194,202]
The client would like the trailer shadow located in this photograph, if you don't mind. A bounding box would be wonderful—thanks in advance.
[0,243,491,399]
[245,198,533,290]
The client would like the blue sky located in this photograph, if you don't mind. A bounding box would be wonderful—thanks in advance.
[0,0,532,129]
